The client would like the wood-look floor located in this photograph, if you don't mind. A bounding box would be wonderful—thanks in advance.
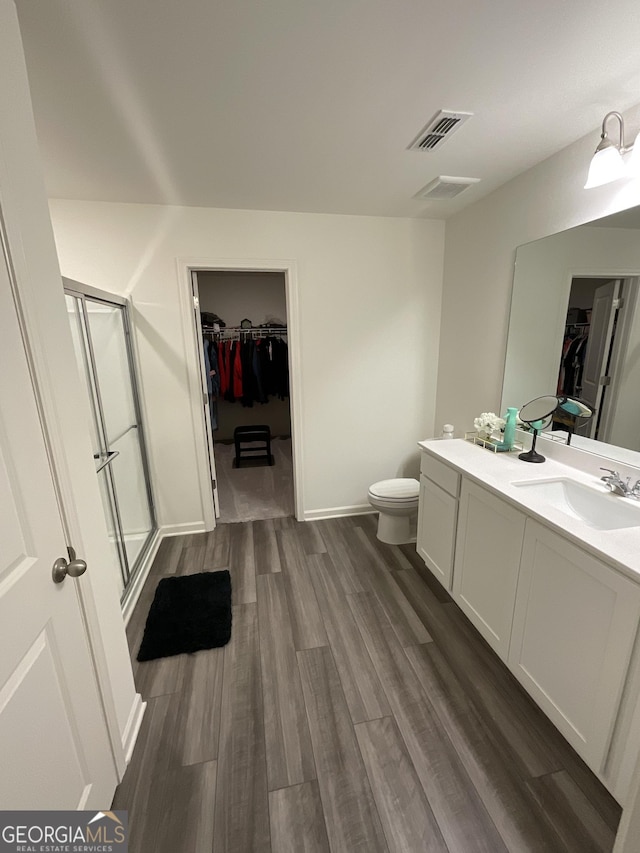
[115,514,622,852]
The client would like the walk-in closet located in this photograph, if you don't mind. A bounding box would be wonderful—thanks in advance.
[194,270,294,523]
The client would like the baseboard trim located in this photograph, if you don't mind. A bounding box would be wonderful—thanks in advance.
[122,693,146,768]
[303,504,376,521]
[161,521,207,537]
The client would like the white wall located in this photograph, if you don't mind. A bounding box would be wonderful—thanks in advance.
[197,270,287,327]
[436,103,640,435]
[50,202,444,523]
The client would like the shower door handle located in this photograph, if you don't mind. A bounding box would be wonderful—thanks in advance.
[95,450,120,472]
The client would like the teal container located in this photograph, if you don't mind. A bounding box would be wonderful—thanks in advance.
[495,406,518,452]
[502,407,518,450]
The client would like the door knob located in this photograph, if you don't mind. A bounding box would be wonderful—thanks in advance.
[52,556,88,584]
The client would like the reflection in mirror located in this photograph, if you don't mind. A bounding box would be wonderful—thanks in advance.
[554,396,595,445]
[502,205,640,467]
[518,395,559,463]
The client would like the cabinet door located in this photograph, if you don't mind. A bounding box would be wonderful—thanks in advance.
[453,480,526,661]
[509,519,640,771]
[417,475,457,590]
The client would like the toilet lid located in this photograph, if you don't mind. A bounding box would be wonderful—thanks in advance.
[369,478,420,500]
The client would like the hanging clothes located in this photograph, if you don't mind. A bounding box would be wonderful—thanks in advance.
[269,336,289,400]
[217,339,229,397]
[207,330,288,406]
[223,340,237,402]
[232,340,243,399]
[561,332,588,396]
[253,340,267,403]
[202,337,220,431]
[240,337,258,407]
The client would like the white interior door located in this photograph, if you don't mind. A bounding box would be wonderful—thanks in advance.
[0,246,117,808]
[191,271,220,518]
[580,279,620,436]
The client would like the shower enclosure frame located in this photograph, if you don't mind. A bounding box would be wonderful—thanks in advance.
[63,278,156,603]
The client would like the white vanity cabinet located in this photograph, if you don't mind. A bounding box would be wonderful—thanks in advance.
[509,519,640,771]
[452,480,526,661]
[416,454,460,590]
[415,442,640,795]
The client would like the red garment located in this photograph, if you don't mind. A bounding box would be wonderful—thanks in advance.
[232,340,243,398]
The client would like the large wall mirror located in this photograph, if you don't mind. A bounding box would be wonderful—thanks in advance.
[501,206,640,466]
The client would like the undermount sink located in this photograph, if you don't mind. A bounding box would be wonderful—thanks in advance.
[511,477,640,531]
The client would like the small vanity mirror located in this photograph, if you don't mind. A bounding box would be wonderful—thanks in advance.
[518,395,559,463]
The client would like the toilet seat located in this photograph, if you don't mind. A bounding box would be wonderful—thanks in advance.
[368,496,418,510]
[368,478,420,501]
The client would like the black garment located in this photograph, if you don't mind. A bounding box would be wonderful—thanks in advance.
[224,341,238,402]
[257,339,274,398]
[253,340,267,404]
[270,337,289,400]
[562,335,588,396]
[240,338,259,407]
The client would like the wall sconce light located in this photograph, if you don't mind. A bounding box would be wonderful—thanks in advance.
[585,111,640,188]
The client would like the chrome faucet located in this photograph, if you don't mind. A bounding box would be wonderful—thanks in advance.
[600,468,640,499]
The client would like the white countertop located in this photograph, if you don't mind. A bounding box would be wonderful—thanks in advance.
[418,438,640,582]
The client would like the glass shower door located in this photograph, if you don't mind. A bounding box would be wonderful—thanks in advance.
[65,282,155,601]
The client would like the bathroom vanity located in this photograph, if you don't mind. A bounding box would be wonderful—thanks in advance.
[417,437,640,804]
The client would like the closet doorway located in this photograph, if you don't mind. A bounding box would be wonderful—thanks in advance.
[555,275,639,442]
[189,265,300,525]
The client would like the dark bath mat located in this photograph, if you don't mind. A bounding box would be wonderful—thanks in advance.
[137,570,232,661]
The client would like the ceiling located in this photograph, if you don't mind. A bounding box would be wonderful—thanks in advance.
[14,0,640,219]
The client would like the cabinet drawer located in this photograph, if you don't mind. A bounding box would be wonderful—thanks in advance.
[420,453,460,497]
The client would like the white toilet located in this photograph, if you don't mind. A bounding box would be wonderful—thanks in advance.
[367,478,420,545]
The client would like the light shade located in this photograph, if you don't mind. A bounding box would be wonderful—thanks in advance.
[626,129,640,177]
[584,143,627,188]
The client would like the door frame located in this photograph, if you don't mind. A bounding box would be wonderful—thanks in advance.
[176,257,304,526]
[596,276,640,444]
[556,268,640,440]
[63,277,158,596]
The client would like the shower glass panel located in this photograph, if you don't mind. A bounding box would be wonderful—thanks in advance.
[64,282,155,602]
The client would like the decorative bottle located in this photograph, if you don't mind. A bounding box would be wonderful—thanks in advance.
[501,407,518,450]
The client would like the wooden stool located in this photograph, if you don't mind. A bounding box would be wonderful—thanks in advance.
[233,425,274,468]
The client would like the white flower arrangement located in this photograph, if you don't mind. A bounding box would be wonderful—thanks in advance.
[473,412,505,439]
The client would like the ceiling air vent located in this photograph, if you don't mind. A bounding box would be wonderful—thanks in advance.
[408,110,473,151]
[414,176,480,200]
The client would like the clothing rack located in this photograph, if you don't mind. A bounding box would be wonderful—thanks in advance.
[202,325,287,340]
